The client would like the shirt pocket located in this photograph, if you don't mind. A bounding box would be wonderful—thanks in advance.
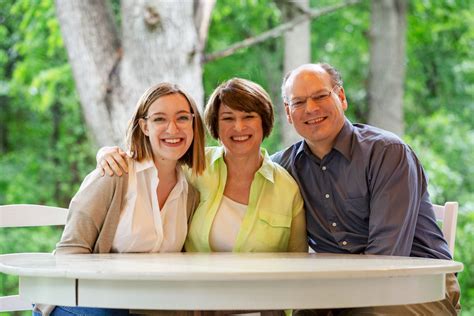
[254,210,292,252]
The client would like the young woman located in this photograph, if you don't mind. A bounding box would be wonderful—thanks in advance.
[34,83,206,316]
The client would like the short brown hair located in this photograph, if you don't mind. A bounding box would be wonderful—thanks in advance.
[205,78,274,139]
[126,83,206,175]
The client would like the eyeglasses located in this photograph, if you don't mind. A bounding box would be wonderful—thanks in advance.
[143,112,194,128]
[288,86,339,110]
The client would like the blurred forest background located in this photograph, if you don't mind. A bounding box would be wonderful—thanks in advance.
[1,0,473,315]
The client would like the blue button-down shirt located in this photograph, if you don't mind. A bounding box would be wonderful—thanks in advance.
[272,119,451,259]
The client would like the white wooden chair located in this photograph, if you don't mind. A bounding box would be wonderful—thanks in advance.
[433,202,458,256]
[0,204,68,312]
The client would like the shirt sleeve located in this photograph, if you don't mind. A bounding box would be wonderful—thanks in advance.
[288,191,308,252]
[365,143,425,256]
[55,170,119,254]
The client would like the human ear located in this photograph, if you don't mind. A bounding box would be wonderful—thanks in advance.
[338,87,348,111]
[138,118,149,136]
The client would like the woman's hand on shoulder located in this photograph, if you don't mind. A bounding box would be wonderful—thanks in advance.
[96,146,129,176]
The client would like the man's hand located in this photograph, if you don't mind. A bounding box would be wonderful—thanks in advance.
[96,146,129,176]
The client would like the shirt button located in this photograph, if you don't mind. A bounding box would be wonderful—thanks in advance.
[342,241,348,246]
[325,194,330,199]
[322,166,327,171]
[332,222,337,227]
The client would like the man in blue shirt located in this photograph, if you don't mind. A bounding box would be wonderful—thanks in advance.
[272,63,460,315]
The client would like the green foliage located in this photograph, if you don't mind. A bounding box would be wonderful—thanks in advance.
[405,0,473,124]
[1,0,95,311]
[204,0,284,153]
[403,0,474,311]
[0,0,96,207]
[1,0,473,313]
[456,209,474,315]
[406,112,474,312]
[405,112,474,204]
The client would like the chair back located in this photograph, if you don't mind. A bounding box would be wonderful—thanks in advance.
[0,204,68,312]
[433,202,458,256]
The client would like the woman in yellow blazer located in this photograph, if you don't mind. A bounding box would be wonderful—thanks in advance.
[185,78,307,253]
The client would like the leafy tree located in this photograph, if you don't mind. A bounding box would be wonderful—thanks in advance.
[404,0,474,311]
[1,1,95,312]
[1,0,473,314]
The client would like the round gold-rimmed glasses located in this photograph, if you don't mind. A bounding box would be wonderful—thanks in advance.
[288,86,340,110]
[143,112,194,128]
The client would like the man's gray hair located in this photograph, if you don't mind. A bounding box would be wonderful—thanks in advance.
[281,63,343,103]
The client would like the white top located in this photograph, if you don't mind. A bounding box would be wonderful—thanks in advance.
[111,160,188,253]
[209,195,247,252]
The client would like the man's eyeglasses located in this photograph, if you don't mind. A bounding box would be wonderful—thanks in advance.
[143,112,194,128]
[288,86,339,110]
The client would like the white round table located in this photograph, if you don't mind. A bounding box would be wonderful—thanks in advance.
[0,252,463,310]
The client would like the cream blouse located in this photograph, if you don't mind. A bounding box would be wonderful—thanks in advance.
[111,159,188,253]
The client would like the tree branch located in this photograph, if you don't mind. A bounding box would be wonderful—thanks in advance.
[203,0,362,63]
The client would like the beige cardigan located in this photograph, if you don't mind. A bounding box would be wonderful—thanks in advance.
[35,169,200,315]
[56,170,199,254]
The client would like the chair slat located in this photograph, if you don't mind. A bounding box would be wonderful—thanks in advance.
[0,204,68,228]
[433,202,458,256]
[1,204,68,312]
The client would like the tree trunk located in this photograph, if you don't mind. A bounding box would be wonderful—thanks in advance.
[55,0,213,147]
[368,0,407,136]
[278,0,311,147]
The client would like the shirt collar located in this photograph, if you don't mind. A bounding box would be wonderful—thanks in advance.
[258,148,274,183]
[134,159,188,191]
[134,159,156,173]
[294,140,306,158]
[209,146,275,183]
[294,118,353,162]
[209,146,225,166]
[332,118,353,162]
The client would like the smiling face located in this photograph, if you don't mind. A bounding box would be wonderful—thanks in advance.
[139,93,194,164]
[284,65,347,158]
[217,104,263,158]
